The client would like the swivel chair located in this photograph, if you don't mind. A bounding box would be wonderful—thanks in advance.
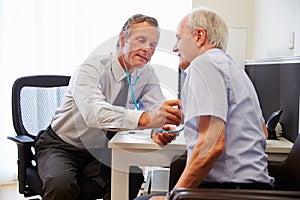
[268,133,300,190]
[168,108,300,198]
[7,75,70,198]
[169,188,300,200]
[168,135,300,199]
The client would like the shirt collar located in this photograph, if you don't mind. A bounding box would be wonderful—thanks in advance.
[111,53,127,82]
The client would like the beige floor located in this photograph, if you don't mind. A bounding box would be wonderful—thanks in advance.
[0,181,145,200]
[0,181,41,200]
[0,167,160,200]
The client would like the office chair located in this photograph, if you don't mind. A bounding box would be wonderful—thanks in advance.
[168,135,300,199]
[7,75,70,198]
[268,133,300,190]
[169,136,300,192]
[169,188,300,200]
[168,152,187,191]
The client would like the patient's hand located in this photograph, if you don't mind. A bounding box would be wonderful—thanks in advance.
[152,125,178,145]
[150,195,165,200]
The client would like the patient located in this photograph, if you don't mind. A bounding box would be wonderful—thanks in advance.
[135,7,274,200]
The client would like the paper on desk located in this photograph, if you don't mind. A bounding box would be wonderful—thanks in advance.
[118,129,151,135]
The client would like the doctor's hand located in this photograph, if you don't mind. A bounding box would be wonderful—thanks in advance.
[152,125,178,146]
[160,99,183,126]
[138,99,182,129]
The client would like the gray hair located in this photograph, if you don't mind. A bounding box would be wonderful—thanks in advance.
[116,14,160,48]
[188,7,228,51]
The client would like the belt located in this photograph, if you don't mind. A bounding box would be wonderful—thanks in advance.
[199,182,274,190]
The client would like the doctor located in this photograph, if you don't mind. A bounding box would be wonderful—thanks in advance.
[35,14,182,200]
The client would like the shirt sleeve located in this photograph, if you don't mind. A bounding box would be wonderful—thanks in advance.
[183,58,228,123]
[71,64,143,130]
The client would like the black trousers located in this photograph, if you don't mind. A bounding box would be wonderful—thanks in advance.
[35,126,144,200]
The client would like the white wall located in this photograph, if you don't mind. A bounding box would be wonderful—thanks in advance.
[0,0,192,184]
[192,0,254,66]
[193,0,300,60]
[252,0,300,59]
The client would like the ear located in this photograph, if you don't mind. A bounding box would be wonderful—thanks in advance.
[119,32,125,47]
[195,28,206,47]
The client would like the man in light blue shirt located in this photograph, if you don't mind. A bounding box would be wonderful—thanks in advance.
[181,48,272,184]
[140,7,274,200]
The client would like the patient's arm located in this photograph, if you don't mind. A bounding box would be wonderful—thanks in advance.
[262,122,268,138]
[174,115,225,188]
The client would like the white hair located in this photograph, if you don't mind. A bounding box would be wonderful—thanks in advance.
[188,7,228,51]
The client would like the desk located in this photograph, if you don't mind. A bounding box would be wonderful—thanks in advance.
[266,136,294,161]
[108,131,293,200]
[108,130,186,200]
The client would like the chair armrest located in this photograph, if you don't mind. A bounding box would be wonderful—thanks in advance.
[7,135,36,194]
[169,188,300,200]
[7,135,35,144]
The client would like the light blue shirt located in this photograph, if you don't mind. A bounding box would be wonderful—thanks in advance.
[51,53,165,149]
[182,48,274,184]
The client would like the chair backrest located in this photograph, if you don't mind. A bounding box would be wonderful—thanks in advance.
[277,133,300,190]
[12,75,70,138]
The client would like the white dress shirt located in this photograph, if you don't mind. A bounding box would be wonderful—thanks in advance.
[51,52,165,149]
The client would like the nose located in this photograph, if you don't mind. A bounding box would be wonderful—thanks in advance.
[173,43,178,53]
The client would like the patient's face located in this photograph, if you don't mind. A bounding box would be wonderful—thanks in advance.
[173,16,199,71]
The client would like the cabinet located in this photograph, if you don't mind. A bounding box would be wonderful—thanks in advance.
[245,57,300,142]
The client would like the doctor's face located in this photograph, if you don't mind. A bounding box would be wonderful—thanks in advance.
[173,16,199,71]
[120,22,159,71]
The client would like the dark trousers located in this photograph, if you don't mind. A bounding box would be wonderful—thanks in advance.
[35,126,144,200]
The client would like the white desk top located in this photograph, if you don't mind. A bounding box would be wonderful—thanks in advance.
[109,130,293,154]
[108,129,186,151]
[266,136,293,153]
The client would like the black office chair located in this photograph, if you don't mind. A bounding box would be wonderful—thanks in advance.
[268,133,300,190]
[169,137,300,192]
[169,188,300,200]
[169,152,187,191]
[7,75,70,198]
[169,136,300,196]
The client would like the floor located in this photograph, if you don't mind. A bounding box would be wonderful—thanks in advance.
[0,181,41,200]
[0,167,165,200]
[0,181,145,200]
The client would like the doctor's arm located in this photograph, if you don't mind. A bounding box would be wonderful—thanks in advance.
[137,70,183,129]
